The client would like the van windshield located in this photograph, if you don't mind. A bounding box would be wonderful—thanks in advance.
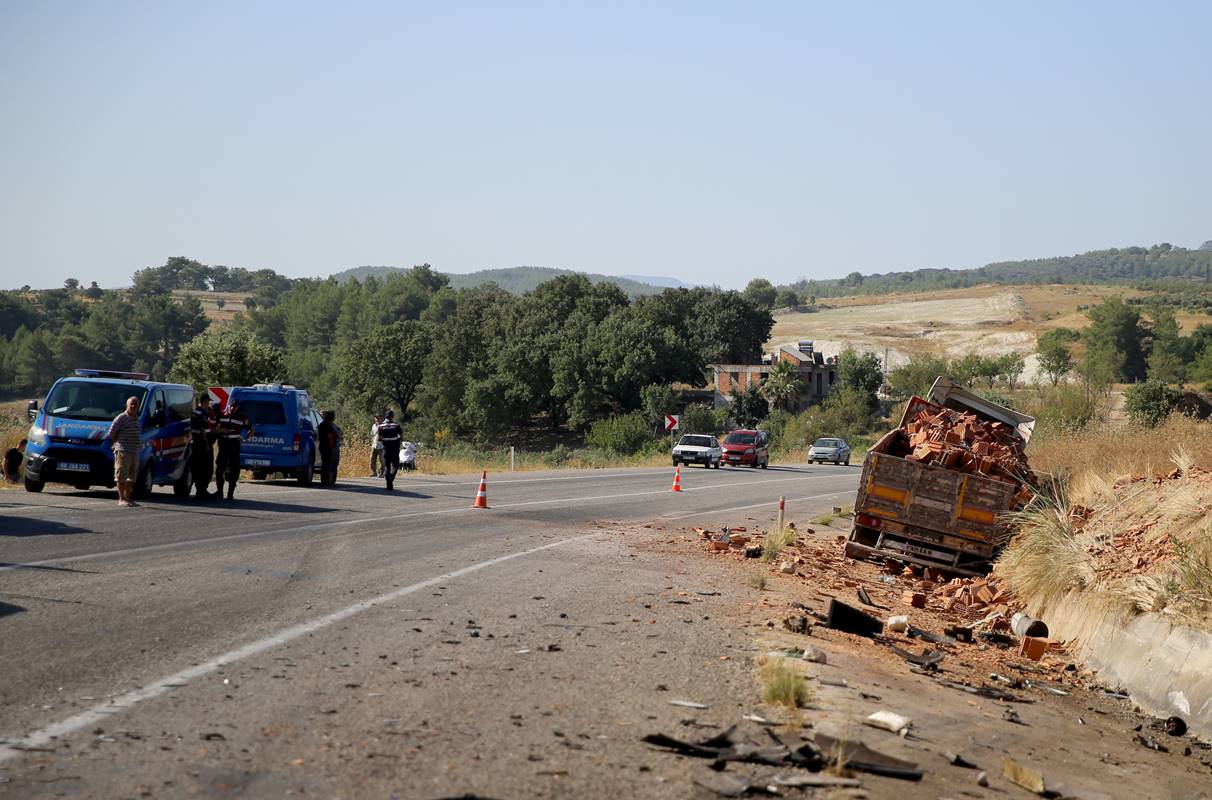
[45,381,148,422]
[240,400,288,426]
[725,432,756,445]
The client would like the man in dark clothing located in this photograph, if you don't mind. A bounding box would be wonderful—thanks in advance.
[190,396,217,499]
[317,410,338,486]
[2,438,26,483]
[214,400,253,500]
[376,410,403,491]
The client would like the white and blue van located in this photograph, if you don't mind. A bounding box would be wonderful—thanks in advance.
[24,369,195,496]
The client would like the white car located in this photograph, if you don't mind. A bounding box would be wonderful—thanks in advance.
[808,437,851,465]
[672,434,722,468]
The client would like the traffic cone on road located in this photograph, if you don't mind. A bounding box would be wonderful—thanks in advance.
[471,470,489,508]
[670,465,683,492]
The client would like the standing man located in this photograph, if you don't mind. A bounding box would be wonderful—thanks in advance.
[190,395,217,499]
[215,399,253,500]
[108,396,143,507]
[377,410,402,491]
[317,410,338,486]
[369,414,383,477]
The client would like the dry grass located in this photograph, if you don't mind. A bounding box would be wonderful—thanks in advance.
[1028,415,1212,503]
[813,512,834,527]
[759,658,810,709]
[334,438,670,478]
[760,526,797,563]
[747,573,768,591]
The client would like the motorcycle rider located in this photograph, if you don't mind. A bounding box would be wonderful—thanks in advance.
[214,399,253,500]
[376,410,403,491]
[190,394,217,499]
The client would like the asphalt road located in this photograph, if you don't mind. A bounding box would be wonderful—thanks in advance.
[0,463,860,797]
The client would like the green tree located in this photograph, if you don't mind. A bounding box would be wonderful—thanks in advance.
[1124,378,1180,427]
[340,320,434,418]
[729,384,769,427]
[1037,337,1074,386]
[1083,297,1147,382]
[774,288,799,309]
[585,411,652,454]
[63,278,80,291]
[836,347,883,405]
[996,353,1026,390]
[742,278,777,309]
[169,328,286,390]
[760,360,805,411]
[887,353,950,399]
[679,402,723,435]
[1147,308,1184,383]
[640,383,678,427]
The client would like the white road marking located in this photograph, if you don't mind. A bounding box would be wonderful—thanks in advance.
[1,473,856,572]
[0,534,596,764]
[661,490,855,520]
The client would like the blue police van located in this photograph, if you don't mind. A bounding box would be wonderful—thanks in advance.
[24,369,195,496]
[216,384,321,485]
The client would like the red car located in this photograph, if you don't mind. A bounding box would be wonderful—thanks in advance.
[721,429,769,468]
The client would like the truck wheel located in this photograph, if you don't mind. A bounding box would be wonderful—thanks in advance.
[173,462,192,497]
[24,477,43,493]
[298,451,315,486]
[134,463,154,498]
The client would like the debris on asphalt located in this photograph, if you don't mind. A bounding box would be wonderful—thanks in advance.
[1166,716,1188,736]
[771,773,861,789]
[741,713,776,726]
[856,585,882,608]
[642,724,824,768]
[1134,733,1169,752]
[1011,611,1049,638]
[885,643,945,670]
[782,615,811,635]
[1002,708,1027,725]
[669,700,708,710]
[976,770,989,786]
[818,676,849,688]
[825,599,884,637]
[1002,757,1047,794]
[863,710,912,737]
[884,614,909,633]
[743,545,763,559]
[812,733,924,780]
[943,751,979,769]
[691,770,776,797]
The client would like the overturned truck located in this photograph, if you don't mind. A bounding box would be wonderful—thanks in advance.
[845,377,1036,577]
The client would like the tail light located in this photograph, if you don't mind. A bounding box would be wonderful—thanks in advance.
[293,434,301,453]
[855,512,883,529]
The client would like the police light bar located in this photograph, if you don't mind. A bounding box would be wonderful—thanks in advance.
[74,369,151,380]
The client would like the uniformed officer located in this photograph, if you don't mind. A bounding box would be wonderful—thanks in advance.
[214,400,253,500]
[376,410,403,491]
[190,395,217,499]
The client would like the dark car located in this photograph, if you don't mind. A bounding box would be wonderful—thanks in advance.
[721,429,769,468]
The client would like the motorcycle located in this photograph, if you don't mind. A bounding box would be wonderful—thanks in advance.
[400,443,417,472]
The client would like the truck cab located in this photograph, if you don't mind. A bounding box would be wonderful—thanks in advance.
[211,384,320,485]
[24,370,195,496]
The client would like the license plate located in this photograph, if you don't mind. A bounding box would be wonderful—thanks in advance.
[58,462,89,472]
[244,458,271,467]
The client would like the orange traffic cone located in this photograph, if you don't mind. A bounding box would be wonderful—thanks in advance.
[471,469,489,508]
[670,465,683,492]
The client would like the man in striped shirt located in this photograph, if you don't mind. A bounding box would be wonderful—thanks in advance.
[108,396,143,507]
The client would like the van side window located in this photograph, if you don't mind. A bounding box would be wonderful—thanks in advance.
[168,388,193,422]
[152,390,167,425]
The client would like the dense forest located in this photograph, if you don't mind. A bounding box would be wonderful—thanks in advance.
[790,241,1212,299]
[0,258,774,448]
[332,265,671,297]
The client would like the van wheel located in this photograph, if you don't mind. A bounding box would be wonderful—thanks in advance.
[134,463,154,498]
[761,459,768,469]
[252,470,267,481]
[173,463,192,497]
[845,457,851,465]
[24,477,43,493]
[298,451,315,486]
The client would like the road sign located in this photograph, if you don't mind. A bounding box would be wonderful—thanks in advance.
[664,414,679,432]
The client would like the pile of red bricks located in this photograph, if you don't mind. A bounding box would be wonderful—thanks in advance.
[896,405,1032,488]
[940,575,1012,615]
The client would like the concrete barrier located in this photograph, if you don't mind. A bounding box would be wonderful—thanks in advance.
[1042,600,1212,738]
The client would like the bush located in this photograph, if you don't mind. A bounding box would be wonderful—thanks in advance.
[1023,384,1100,433]
[1124,379,1180,428]
[680,402,721,435]
[585,411,653,454]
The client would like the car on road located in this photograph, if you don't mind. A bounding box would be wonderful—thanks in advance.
[213,384,322,485]
[721,428,769,468]
[808,437,851,465]
[23,369,194,496]
[671,434,722,468]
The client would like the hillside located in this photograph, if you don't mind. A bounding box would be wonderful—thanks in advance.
[331,265,674,296]
[793,241,1212,298]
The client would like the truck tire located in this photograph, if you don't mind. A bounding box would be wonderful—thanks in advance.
[298,451,315,486]
[24,477,43,493]
[173,462,192,497]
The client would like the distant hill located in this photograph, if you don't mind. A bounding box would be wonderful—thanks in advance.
[793,241,1212,298]
[330,265,673,296]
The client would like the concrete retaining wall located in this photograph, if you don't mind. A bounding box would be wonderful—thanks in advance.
[1043,601,1212,738]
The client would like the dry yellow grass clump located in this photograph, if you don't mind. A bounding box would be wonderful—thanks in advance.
[759,658,811,708]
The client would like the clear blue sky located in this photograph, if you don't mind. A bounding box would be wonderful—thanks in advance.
[2,1,1210,290]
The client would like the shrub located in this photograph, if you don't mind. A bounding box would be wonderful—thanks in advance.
[432,426,455,451]
[1124,379,1180,428]
[585,412,652,454]
[760,658,810,708]
[680,402,720,435]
